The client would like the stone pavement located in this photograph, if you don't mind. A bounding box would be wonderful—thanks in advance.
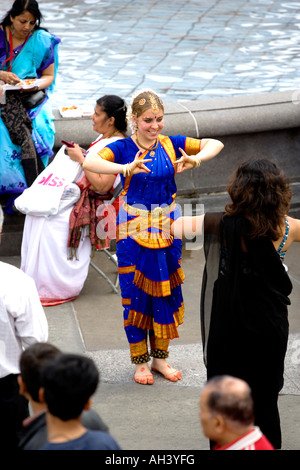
[1,0,299,107]
[3,242,300,451]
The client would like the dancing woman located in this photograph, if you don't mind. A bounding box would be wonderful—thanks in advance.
[83,89,224,385]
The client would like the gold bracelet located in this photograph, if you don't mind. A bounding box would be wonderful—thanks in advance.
[193,157,202,168]
[122,163,132,177]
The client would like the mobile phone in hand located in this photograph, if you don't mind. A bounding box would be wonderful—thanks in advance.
[61,140,75,147]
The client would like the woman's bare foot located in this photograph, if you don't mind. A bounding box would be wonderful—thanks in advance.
[134,363,154,385]
[151,358,182,382]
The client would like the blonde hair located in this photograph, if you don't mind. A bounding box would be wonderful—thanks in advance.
[127,89,164,132]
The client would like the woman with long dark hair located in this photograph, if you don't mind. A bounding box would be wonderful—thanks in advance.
[172,158,300,449]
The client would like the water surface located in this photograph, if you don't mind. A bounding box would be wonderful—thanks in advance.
[1,0,299,107]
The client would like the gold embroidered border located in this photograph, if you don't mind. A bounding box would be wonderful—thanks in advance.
[125,310,152,330]
[117,225,174,248]
[129,234,173,249]
[159,135,177,163]
[133,270,171,297]
[149,336,170,352]
[125,303,185,340]
[130,340,148,358]
[124,219,173,237]
[122,298,131,306]
[117,206,175,248]
[98,147,115,162]
[133,266,185,297]
[170,266,185,289]
[118,265,136,274]
[185,137,201,155]
[123,201,175,217]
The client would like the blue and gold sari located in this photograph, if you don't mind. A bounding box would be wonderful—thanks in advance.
[98,134,201,361]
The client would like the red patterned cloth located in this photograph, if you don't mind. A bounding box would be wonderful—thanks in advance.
[67,175,121,257]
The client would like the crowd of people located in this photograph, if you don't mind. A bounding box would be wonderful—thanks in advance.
[1,0,300,452]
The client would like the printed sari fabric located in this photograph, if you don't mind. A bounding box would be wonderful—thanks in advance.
[200,212,293,449]
[0,27,60,209]
[97,134,201,355]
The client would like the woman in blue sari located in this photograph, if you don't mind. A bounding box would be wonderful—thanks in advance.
[0,0,60,212]
[82,89,224,385]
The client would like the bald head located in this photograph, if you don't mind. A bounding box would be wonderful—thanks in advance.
[208,375,251,396]
[203,375,254,427]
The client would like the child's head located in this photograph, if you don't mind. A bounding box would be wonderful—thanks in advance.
[19,342,61,402]
[41,353,99,420]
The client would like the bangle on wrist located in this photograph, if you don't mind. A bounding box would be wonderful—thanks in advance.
[193,157,202,168]
[122,163,132,177]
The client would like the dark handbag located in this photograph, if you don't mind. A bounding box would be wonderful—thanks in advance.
[19,89,47,109]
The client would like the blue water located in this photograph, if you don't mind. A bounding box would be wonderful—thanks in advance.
[1,0,300,107]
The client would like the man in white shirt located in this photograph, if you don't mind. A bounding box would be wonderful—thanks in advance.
[0,205,48,449]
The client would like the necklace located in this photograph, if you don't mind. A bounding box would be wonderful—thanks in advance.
[106,130,121,139]
[87,130,121,153]
[136,134,159,157]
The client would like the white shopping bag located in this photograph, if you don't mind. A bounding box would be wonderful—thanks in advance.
[14,146,82,217]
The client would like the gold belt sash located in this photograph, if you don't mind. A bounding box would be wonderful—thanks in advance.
[123,201,176,217]
[117,202,176,248]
